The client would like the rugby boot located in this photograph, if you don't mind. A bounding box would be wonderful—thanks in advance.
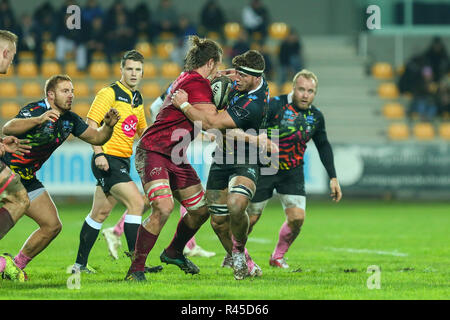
[160,249,199,275]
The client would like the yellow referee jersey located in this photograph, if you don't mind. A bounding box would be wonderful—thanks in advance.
[87,81,147,158]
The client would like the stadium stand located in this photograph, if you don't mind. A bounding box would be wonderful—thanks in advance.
[0,102,20,119]
[413,122,435,140]
[388,122,409,140]
[382,102,405,120]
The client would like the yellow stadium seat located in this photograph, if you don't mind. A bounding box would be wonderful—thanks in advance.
[281,82,292,94]
[113,62,122,78]
[144,62,157,78]
[17,62,38,78]
[413,122,435,140]
[72,102,91,118]
[267,81,279,97]
[73,82,90,98]
[22,82,42,98]
[156,42,174,59]
[396,65,405,76]
[439,122,450,140]
[161,62,181,79]
[89,62,110,80]
[388,122,409,140]
[269,22,289,40]
[207,31,220,41]
[224,22,241,41]
[141,82,161,99]
[43,42,55,59]
[382,102,405,119]
[92,51,106,60]
[18,51,35,60]
[0,102,21,119]
[93,82,108,95]
[159,32,175,41]
[372,62,394,79]
[378,82,399,99]
[41,61,63,78]
[0,82,18,97]
[65,62,86,79]
[135,42,153,58]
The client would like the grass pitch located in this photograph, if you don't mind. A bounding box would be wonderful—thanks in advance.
[0,198,449,300]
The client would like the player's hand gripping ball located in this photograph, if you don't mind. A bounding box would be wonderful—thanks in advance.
[210,76,232,110]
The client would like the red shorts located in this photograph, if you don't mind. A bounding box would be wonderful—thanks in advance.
[135,148,201,191]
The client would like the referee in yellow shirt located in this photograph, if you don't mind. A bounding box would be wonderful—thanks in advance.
[73,50,152,273]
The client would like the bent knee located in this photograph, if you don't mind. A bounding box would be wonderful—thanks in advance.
[152,198,174,217]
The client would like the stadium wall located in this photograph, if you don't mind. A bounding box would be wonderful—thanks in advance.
[36,141,450,200]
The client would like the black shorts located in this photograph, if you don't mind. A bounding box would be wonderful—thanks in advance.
[206,162,259,191]
[252,165,305,203]
[20,177,44,193]
[91,154,132,194]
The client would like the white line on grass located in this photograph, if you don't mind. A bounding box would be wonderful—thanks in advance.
[325,247,409,257]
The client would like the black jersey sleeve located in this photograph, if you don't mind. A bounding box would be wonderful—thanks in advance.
[312,112,337,179]
[16,101,47,119]
[68,111,89,137]
[227,98,264,131]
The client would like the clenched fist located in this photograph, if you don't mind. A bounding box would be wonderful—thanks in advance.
[103,108,120,128]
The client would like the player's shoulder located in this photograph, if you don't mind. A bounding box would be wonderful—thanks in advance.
[95,84,115,98]
[20,99,49,116]
[310,104,324,116]
[269,94,288,106]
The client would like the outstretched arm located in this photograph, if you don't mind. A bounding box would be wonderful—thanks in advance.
[2,109,60,136]
[78,108,120,146]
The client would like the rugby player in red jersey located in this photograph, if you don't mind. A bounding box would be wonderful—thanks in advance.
[125,36,223,281]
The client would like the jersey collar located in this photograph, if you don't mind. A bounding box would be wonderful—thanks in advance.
[248,77,264,95]
[44,98,52,110]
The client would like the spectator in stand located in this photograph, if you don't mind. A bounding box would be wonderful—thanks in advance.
[0,0,16,30]
[278,28,303,85]
[86,16,106,67]
[105,12,136,64]
[199,0,226,39]
[82,0,104,26]
[436,76,450,117]
[252,42,273,81]
[177,15,197,39]
[399,54,438,121]
[230,30,250,58]
[133,2,155,43]
[241,0,269,41]
[16,14,43,70]
[154,0,178,37]
[424,37,450,83]
[55,0,88,71]
[105,0,129,31]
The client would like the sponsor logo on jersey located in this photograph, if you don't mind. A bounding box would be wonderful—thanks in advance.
[121,115,138,138]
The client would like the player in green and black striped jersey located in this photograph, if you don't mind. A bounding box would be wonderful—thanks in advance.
[246,69,342,269]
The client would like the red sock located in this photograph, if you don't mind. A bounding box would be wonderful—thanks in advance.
[129,226,158,273]
[165,218,199,257]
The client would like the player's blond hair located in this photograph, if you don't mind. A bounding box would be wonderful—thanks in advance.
[0,30,18,46]
[293,69,318,92]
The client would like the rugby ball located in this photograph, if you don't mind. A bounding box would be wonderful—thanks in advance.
[211,76,232,110]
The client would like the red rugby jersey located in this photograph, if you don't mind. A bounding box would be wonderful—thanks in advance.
[138,71,213,157]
